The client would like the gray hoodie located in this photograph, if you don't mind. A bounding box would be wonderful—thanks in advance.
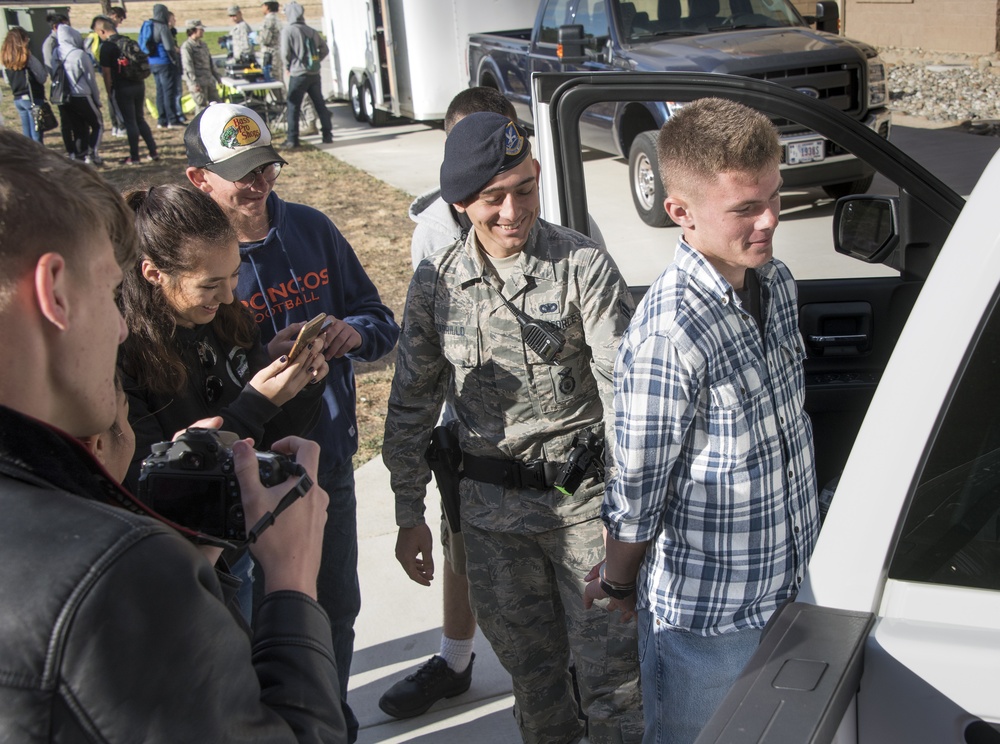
[56,25,100,101]
[409,188,468,270]
[280,2,328,77]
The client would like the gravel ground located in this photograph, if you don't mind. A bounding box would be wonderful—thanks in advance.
[883,47,1000,124]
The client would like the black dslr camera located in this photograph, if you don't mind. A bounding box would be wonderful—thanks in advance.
[137,428,303,542]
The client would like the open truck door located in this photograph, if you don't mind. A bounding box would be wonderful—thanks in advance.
[532,72,1000,741]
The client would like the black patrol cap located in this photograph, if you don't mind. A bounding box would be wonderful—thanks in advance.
[440,112,531,205]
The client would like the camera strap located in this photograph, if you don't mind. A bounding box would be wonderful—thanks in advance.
[242,465,314,546]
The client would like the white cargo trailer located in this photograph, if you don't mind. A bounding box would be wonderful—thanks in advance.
[322,0,537,126]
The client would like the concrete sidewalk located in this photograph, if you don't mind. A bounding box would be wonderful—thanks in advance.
[351,455,520,744]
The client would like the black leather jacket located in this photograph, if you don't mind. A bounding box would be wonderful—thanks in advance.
[0,406,347,742]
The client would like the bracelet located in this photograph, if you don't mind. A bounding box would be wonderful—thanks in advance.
[599,562,635,600]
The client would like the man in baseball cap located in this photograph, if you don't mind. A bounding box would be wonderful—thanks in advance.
[185,102,399,744]
[383,110,643,742]
[184,102,285,182]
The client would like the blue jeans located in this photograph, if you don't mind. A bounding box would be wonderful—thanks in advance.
[252,458,360,742]
[316,459,360,742]
[638,609,762,744]
[285,73,332,142]
[151,62,183,125]
[13,98,42,142]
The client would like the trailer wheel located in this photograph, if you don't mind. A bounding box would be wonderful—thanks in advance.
[629,131,672,227]
[822,174,875,199]
[361,78,390,127]
[349,74,366,122]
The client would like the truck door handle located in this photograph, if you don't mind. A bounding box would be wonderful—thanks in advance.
[808,334,869,348]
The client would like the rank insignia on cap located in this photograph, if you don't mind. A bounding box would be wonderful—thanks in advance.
[504,120,524,157]
[220,115,262,150]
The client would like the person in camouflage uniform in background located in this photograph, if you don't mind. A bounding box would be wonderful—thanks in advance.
[258,2,283,85]
[180,19,222,113]
[382,112,643,744]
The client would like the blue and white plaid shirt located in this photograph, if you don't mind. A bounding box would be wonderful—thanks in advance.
[604,241,819,635]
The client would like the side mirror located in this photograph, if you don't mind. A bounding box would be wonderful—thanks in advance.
[834,196,900,266]
[813,1,840,33]
[557,24,586,63]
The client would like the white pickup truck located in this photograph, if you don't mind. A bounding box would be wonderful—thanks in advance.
[532,72,1000,741]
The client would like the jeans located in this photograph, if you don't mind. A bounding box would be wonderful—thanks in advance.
[151,62,183,125]
[317,459,360,742]
[251,458,360,742]
[285,73,332,142]
[114,82,158,160]
[638,609,762,744]
[13,98,42,142]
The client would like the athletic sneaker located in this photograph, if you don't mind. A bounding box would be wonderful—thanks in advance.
[146,153,161,162]
[378,654,475,719]
[119,157,140,166]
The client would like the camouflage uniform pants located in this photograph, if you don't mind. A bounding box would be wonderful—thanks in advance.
[187,76,221,113]
[464,519,644,744]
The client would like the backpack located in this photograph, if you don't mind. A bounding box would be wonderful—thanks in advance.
[138,19,157,56]
[49,60,70,105]
[115,35,151,82]
[302,32,324,73]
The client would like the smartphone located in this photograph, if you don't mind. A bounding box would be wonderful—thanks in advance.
[287,313,328,362]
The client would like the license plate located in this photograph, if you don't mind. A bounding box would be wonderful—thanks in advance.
[787,139,825,165]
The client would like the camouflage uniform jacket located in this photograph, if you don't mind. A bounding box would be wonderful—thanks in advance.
[258,12,283,55]
[230,20,253,60]
[181,37,221,89]
[384,219,634,534]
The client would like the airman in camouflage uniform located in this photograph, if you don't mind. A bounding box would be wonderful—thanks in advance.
[258,2,284,84]
[180,20,222,113]
[383,112,643,744]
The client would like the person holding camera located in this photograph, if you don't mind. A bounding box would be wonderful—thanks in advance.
[382,112,643,743]
[0,128,347,742]
[228,5,255,63]
[117,183,329,493]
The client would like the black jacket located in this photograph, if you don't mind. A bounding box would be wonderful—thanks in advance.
[0,405,347,742]
[121,323,323,491]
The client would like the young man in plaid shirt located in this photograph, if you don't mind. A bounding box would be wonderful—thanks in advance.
[585,97,820,744]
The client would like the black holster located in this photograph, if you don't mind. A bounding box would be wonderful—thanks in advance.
[424,425,463,533]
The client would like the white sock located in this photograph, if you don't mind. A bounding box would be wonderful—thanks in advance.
[439,636,474,673]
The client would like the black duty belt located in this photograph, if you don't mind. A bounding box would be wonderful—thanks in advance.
[462,453,561,491]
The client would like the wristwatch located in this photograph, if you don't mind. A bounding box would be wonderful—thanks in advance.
[599,562,635,600]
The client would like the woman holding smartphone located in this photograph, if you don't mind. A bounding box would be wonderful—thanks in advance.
[118,183,328,492]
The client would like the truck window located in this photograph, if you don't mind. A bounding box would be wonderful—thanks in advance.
[539,0,575,44]
[578,0,611,40]
[889,290,1000,592]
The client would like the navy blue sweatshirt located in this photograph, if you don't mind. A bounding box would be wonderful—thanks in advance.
[237,191,399,471]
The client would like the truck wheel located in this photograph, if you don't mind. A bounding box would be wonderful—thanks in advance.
[629,131,672,227]
[362,78,390,127]
[349,75,366,122]
[822,174,875,199]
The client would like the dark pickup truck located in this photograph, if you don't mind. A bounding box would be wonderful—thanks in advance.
[468,0,891,226]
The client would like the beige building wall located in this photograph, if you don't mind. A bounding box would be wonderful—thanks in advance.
[844,0,999,53]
